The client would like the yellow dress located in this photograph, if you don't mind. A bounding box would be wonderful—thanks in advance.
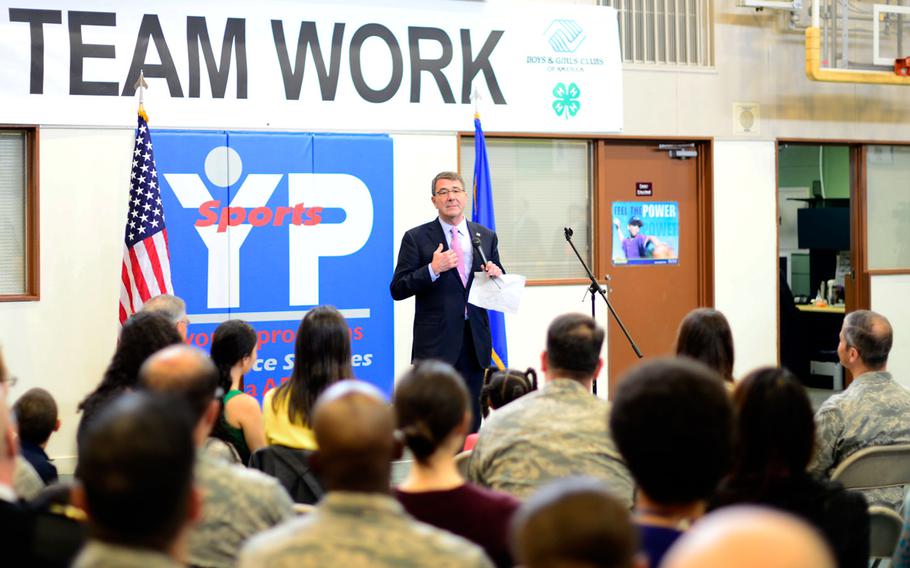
[262,388,318,450]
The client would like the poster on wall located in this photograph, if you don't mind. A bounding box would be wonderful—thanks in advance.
[611,201,680,266]
[154,130,394,399]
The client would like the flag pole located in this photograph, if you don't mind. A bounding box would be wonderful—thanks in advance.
[134,69,149,119]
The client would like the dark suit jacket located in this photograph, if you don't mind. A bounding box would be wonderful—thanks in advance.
[390,219,502,366]
[0,497,34,565]
[21,441,58,486]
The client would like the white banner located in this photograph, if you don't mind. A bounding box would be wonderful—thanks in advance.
[0,0,622,132]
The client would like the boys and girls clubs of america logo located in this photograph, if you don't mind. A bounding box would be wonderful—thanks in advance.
[527,19,606,119]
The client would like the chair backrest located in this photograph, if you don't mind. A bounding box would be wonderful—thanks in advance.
[868,506,904,558]
[454,449,473,478]
[249,445,325,505]
[830,444,910,490]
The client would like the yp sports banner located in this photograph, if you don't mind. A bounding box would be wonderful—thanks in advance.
[0,0,622,133]
[155,131,394,399]
[611,201,680,266]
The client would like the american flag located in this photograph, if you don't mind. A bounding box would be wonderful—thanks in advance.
[118,108,174,324]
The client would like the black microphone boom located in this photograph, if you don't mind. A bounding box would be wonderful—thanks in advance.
[562,226,643,361]
[471,233,490,266]
[472,233,501,289]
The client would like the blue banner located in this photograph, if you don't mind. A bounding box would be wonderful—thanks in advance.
[155,131,394,398]
[611,201,680,266]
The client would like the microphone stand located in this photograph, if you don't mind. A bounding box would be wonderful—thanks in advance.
[563,228,643,395]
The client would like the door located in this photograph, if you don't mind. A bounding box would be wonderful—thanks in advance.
[595,141,712,395]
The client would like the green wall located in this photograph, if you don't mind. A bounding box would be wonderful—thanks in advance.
[778,145,850,199]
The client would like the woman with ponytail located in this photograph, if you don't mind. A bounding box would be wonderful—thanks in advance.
[394,360,520,568]
[210,319,266,464]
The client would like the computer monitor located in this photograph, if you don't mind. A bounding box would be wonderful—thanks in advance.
[797,207,850,251]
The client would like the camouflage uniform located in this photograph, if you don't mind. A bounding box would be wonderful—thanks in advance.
[468,378,634,506]
[189,452,295,568]
[72,541,182,568]
[238,491,494,568]
[810,371,910,510]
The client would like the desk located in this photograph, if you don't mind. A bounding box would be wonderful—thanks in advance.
[794,304,845,389]
[797,304,846,314]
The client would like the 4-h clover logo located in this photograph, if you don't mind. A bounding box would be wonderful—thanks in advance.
[552,82,581,119]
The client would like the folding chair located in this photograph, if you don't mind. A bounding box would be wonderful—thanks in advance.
[830,444,910,567]
[868,506,903,568]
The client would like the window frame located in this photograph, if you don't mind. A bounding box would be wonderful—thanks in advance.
[457,132,714,292]
[456,131,597,287]
[0,125,40,302]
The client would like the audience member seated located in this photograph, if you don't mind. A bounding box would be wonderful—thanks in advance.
[662,506,836,568]
[141,293,191,340]
[675,307,736,385]
[469,313,633,504]
[239,380,494,568]
[711,367,869,568]
[140,345,294,568]
[209,320,266,465]
[0,366,46,501]
[263,306,353,450]
[0,349,36,566]
[810,309,910,510]
[464,366,538,451]
[394,360,521,567]
[76,312,183,448]
[511,477,644,568]
[14,387,61,485]
[72,392,198,568]
[3,376,86,568]
[610,358,733,568]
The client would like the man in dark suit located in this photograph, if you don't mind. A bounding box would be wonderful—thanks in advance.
[391,171,504,432]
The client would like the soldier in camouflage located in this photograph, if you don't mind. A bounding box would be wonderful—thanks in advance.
[239,381,493,568]
[810,309,910,510]
[72,392,196,568]
[469,313,634,506]
[140,345,295,568]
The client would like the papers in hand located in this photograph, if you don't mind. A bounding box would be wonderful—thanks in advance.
[468,272,526,314]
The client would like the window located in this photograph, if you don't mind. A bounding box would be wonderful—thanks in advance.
[0,128,38,299]
[459,137,593,281]
[866,145,910,270]
[599,0,714,66]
